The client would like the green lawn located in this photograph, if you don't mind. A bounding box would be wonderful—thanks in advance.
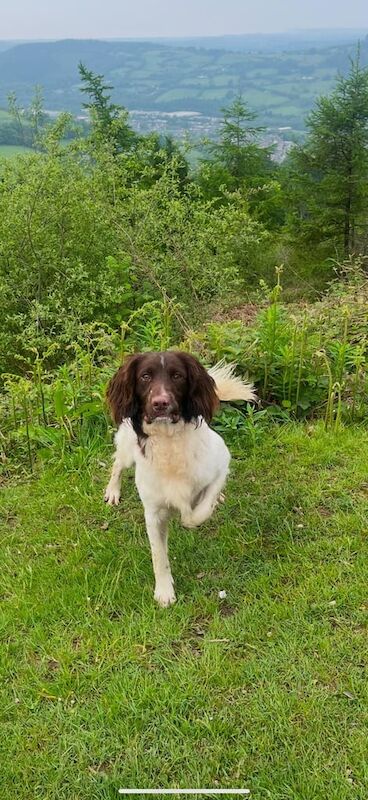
[0,144,33,158]
[1,423,368,798]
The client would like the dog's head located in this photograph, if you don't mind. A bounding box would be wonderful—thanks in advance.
[106,351,219,438]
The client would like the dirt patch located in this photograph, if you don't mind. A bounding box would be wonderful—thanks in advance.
[212,303,259,326]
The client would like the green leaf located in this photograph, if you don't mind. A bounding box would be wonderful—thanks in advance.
[54,385,66,419]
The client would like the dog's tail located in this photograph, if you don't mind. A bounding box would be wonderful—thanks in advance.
[208,361,257,403]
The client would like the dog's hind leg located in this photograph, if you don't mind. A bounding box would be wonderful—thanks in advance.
[144,506,176,608]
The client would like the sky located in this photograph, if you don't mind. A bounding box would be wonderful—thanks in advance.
[1,0,368,40]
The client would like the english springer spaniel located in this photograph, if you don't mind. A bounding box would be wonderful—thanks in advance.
[104,351,255,607]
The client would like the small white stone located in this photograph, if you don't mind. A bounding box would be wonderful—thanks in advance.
[218,590,227,599]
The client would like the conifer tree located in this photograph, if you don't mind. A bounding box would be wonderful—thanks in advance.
[78,62,136,152]
[287,52,368,257]
[214,94,270,181]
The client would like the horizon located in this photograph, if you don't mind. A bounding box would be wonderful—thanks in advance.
[1,25,368,36]
[1,26,368,44]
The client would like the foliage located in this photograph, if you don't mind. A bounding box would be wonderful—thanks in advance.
[78,62,137,153]
[197,96,281,234]
[6,86,47,148]
[187,266,368,426]
[3,266,368,476]
[117,172,268,300]
[127,132,189,189]
[0,299,184,476]
[0,136,127,373]
[0,120,270,376]
[285,53,368,259]
[207,95,267,179]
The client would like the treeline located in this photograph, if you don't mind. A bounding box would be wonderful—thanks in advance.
[1,56,368,378]
[0,87,89,147]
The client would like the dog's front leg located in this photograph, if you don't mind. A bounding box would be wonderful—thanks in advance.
[181,474,227,529]
[104,427,135,506]
[144,507,176,608]
[104,454,125,506]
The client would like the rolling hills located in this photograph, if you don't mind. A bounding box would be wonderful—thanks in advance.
[0,33,367,132]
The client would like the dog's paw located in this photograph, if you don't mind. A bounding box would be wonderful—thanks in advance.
[181,514,200,529]
[104,485,120,506]
[154,583,176,608]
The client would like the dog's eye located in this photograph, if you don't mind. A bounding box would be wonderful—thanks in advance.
[172,372,184,380]
[140,373,151,382]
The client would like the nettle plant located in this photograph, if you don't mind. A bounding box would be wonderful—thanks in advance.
[1,327,114,474]
[2,270,368,475]
[197,268,368,431]
[0,300,187,475]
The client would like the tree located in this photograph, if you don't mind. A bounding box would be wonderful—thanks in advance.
[213,94,269,180]
[78,62,136,153]
[286,52,368,258]
[27,85,46,141]
[196,95,281,230]
[7,86,47,149]
[201,95,273,187]
[129,133,189,189]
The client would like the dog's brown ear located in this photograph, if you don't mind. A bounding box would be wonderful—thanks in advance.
[106,354,143,425]
[177,352,219,423]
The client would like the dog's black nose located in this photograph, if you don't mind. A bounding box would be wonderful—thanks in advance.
[152,398,170,413]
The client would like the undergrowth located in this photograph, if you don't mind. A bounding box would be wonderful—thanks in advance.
[1,265,368,478]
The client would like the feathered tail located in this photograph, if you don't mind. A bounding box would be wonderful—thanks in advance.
[208,361,256,403]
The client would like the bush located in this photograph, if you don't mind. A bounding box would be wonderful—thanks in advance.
[2,266,368,477]
[186,266,368,425]
[0,133,269,376]
[0,300,184,476]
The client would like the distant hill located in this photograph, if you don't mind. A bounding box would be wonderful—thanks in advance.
[0,35,367,130]
[153,29,368,52]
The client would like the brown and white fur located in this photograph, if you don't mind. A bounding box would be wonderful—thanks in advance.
[104,352,255,607]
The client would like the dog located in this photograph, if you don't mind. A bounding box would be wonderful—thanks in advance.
[104,351,255,607]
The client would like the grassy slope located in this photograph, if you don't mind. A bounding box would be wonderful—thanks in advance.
[0,144,33,157]
[1,423,368,799]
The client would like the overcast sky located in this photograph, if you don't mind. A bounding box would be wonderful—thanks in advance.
[1,0,368,40]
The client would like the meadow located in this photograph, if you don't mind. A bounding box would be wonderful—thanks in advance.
[0,143,32,157]
[2,264,368,798]
[1,422,368,798]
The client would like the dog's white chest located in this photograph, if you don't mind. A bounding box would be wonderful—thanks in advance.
[147,433,190,479]
[135,424,206,510]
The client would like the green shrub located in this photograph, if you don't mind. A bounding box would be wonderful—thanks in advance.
[187,266,368,425]
[0,300,183,476]
[3,267,368,476]
[0,133,269,376]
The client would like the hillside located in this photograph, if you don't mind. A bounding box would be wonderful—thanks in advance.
[0,35,367,130]
[156,29,368,51]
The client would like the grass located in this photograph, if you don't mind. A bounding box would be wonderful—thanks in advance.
[1,422,368,798]
[0,144,33,158]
